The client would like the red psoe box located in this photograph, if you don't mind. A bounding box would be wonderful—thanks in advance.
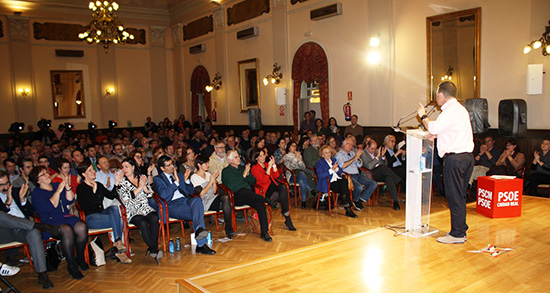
[476,176,523,218]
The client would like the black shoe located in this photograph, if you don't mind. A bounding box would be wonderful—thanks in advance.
[5,256,22,267]
[393,202,401,210]
[354,201,363,211]
[345,209,358,218]
[33,222,61,238]
[38,272,54,289]
[284,217,296,231]
[260,232,272,242]
[226,231,238,239]
[67,266,84,280]
[196,245,216,255]
[194,227,209,240]
[267,199,278,209]
[78,262,90,271]
[301,201,307,208]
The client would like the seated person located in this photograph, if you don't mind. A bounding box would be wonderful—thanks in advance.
[221,150,275,242]
[361,139,402,210]
[283,141,317,208]
[209,142,229,184]
[51,158,79,191]
[335,139,377,211]
[487,138,525,177]
[469,136,501,187]
[304,134,321,169]
[76,160,131,264]
[30,166,89,280]
[383,135,406,183]
[250,149,296,231]
[190,156,237,239]
[315,145,357,218]
[273,138,287,165]
[0,171,59,289]
[524,139,550,196]
[153,155,215,255]
[116,158,162,263]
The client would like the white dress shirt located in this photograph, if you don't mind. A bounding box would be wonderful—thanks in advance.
[427,98,474,158]
[0,193,26,219]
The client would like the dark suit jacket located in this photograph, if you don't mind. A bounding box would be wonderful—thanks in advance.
[1,187,36,219]
[384,148,405,169]
[153,172,194,202]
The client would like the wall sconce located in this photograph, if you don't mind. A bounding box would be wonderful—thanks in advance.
[211,0,221,5]
[441,65,454,81]
[106,88,115,95]
[205,73,222,92]
[523,20,550,56]
[367,35,381,64]
[18,88,30,96]
[263,63,283,86]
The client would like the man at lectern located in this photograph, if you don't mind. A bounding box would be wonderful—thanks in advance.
[417,81,474,244]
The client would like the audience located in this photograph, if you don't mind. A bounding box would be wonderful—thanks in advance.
[283,141,317,208]
[524,139,550,196]
[344,114,363,141]
[487,138,525,177]
[469,136,501,188]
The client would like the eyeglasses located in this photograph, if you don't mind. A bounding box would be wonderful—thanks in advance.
[187,152,194,155]
[135,155,142,159]
[38,172,48,178]
[0,182,11,187]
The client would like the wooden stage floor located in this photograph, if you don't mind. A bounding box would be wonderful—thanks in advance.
[178,196,550,292]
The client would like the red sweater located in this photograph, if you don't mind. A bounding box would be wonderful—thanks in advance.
[251,162,281,195]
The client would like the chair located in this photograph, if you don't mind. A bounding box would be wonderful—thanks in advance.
[152,192,184,251]
[306,166,338,215]
[75,202,115,264]
[0,242,32,267]
[281,164,301,207]
[217,183,251,232]
[360,167,386,207]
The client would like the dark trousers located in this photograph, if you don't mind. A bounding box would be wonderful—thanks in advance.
[265,182,290,216]
[525,172,550,196]
[235,188,269,233]
[373,165,402,201]
[130,212,159,253]
[443,153,474,238]
[330,178,352,207]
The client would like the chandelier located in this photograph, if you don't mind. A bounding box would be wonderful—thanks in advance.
[78,1,134,53]
[523,20,550,56]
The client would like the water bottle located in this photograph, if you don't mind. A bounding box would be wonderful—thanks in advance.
[169,238,175,253]
[207,232,212,247]
[175,237,181,251]
[420,154,426,171]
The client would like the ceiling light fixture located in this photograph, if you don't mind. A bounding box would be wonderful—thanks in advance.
[79,1,134,53]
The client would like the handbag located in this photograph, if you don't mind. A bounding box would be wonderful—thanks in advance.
[88,236,106,266]
[45,242,61,272]
[249,212,273,234]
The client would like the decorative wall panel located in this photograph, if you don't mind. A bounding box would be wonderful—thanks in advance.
[183,16,213,41]
[227,0,270,26]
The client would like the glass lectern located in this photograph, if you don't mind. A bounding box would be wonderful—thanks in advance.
[401,129,438,238]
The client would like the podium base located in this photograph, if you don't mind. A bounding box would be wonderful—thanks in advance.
[398,225,439,238]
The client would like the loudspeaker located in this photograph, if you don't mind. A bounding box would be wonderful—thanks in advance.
[463,98,490,134]
[248,108,262,131]
[498,99,527,137]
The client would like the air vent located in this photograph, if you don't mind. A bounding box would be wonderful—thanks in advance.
[55,50,84,57]
[237,27,258,40]
[310,3,342,21]
[189,44,206,54]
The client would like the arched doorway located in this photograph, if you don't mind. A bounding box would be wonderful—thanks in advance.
[190,65,212,124]
[291,42,329,133]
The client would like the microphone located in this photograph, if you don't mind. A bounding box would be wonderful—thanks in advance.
[394,102,432,131]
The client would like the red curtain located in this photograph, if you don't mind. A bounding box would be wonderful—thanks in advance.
[190,65,212,123]
[291,42,329,133]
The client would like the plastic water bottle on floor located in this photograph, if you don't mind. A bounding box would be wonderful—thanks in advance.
[169,238,175,253]
[207,232,212,247]
[175,237,181,251]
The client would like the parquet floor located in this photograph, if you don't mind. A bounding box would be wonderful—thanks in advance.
[178,196,550,292]
[3,192,443,292]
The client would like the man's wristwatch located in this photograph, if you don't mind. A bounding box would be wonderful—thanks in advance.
[421,115,428,121]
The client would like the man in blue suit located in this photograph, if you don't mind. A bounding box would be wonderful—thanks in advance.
[153,155,215,255]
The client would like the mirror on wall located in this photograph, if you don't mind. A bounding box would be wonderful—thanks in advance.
[427,7,480,102]
[238,58,260,112]
[50,70,85,119]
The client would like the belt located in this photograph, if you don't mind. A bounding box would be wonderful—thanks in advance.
[443,152,471,158]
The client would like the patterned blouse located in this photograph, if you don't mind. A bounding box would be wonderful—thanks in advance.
[116,176,155,222]
[283,152,307,182]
